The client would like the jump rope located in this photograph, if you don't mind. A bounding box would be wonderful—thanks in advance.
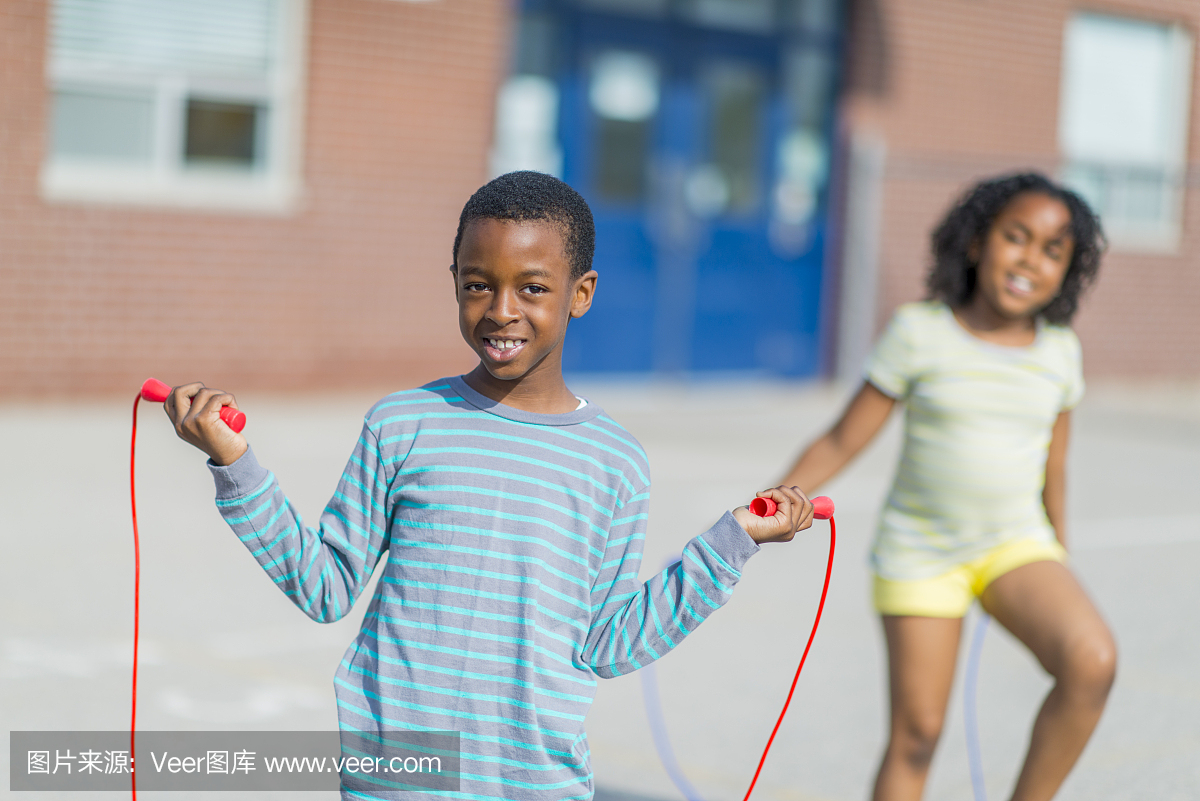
[638,495,835,801]
[965,611,991,801]
[127,379,247,797]
[641,511,993,801]
[127,377,844,800]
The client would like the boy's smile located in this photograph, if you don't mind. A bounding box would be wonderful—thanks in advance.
[483,336,527,361]
[453,218,597,413]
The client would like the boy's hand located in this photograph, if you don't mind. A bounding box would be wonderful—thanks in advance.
[164,383,248,466]
[733,486,815,544]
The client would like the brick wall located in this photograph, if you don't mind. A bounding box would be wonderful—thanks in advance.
[842,0,1200,376]
[0,0,508,398]
[6,0,1196,394]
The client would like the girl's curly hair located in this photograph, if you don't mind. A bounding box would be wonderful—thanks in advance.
[926,172,1105,325]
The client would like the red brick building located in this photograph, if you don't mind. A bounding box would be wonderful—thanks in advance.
[1,0,505,396]
[1,0,1197,397]
[838,0,1200,378]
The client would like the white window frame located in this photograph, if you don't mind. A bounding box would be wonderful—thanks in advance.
[40,0,309,215]
[1058,12,1194,253]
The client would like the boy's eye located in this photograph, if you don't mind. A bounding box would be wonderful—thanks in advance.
[464,282,489,292]
[522,285,549,295]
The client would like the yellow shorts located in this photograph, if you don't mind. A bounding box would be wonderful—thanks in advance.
[873,538,1067,618]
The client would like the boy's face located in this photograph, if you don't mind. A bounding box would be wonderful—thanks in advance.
[453,218,597,385]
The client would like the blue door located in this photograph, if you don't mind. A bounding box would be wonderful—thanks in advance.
[524,1,843,377]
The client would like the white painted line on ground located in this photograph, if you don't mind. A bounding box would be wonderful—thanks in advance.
[1072,514,1200,551]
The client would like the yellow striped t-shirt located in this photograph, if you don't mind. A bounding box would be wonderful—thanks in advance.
[865,301,1083,581]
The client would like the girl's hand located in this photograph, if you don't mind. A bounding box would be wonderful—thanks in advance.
[733,486,815,544]
[164,382,248,466]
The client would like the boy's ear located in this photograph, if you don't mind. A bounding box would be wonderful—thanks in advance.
[449,265,459,301]
[570,270,599,319]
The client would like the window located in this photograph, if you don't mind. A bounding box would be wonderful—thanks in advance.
[490,11,563,179]
[1059,12,1194,251]
[588,50,659,203]
[705,62,767,215]
[769,46,835,257]
[43,0,307,213]
[683,61,768,219]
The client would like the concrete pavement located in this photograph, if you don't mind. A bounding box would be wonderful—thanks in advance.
[3,379,1197,800]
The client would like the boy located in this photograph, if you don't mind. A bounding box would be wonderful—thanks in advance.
[166,171,815,799]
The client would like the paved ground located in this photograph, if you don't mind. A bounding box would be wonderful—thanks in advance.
[3,379,1198,800]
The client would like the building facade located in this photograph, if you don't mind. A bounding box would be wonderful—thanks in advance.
[496,0,846,377]
[1,0,1197,397]
[1,0,505,396]
[838,0,1200,377]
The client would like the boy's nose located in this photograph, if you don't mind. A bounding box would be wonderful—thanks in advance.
[486,290,521,324]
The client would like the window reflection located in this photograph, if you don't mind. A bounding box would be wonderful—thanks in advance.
[1059,12,1192,249]
[185,100,260,169]
[590,51,659,202]
[771,46,835,255]
[52,91,154,163]
[684,0,775,33]
[577,0,670,18]
[705,62,765,215]
[492,75,562,177]
[785,0,841,33]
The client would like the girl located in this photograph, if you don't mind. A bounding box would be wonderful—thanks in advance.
[781,173,1115,801]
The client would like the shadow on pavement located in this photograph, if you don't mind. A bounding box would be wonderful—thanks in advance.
[594,786,675,801]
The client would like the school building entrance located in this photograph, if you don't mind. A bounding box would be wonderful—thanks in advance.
[492,0,845,377]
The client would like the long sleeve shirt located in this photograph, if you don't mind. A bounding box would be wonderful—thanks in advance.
[209,376,760,800]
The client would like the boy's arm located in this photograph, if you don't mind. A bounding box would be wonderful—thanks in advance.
[581,486,809,678]
[207,423,391,623]
[167,384,391,623]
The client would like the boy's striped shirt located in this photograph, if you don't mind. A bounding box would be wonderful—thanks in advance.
[209,376,759,800]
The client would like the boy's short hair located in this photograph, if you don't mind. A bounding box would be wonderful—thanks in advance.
[453,171,596,280]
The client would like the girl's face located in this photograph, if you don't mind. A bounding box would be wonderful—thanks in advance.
[972,192,1074,321]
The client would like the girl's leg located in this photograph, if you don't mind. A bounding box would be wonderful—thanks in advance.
[981,560,1117,801]
[872,615,963,801]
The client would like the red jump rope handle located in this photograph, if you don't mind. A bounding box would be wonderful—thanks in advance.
[749,495,834,520]
[140,377,247,434]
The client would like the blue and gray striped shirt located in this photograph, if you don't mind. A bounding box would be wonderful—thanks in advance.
[209,376,759,800]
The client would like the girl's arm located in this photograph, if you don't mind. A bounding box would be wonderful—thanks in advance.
[1043,410,1071,550]
[778,381,897,493]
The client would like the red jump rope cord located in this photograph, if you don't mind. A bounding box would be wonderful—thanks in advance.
[128,392,142,800]
[741,516,836,801]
